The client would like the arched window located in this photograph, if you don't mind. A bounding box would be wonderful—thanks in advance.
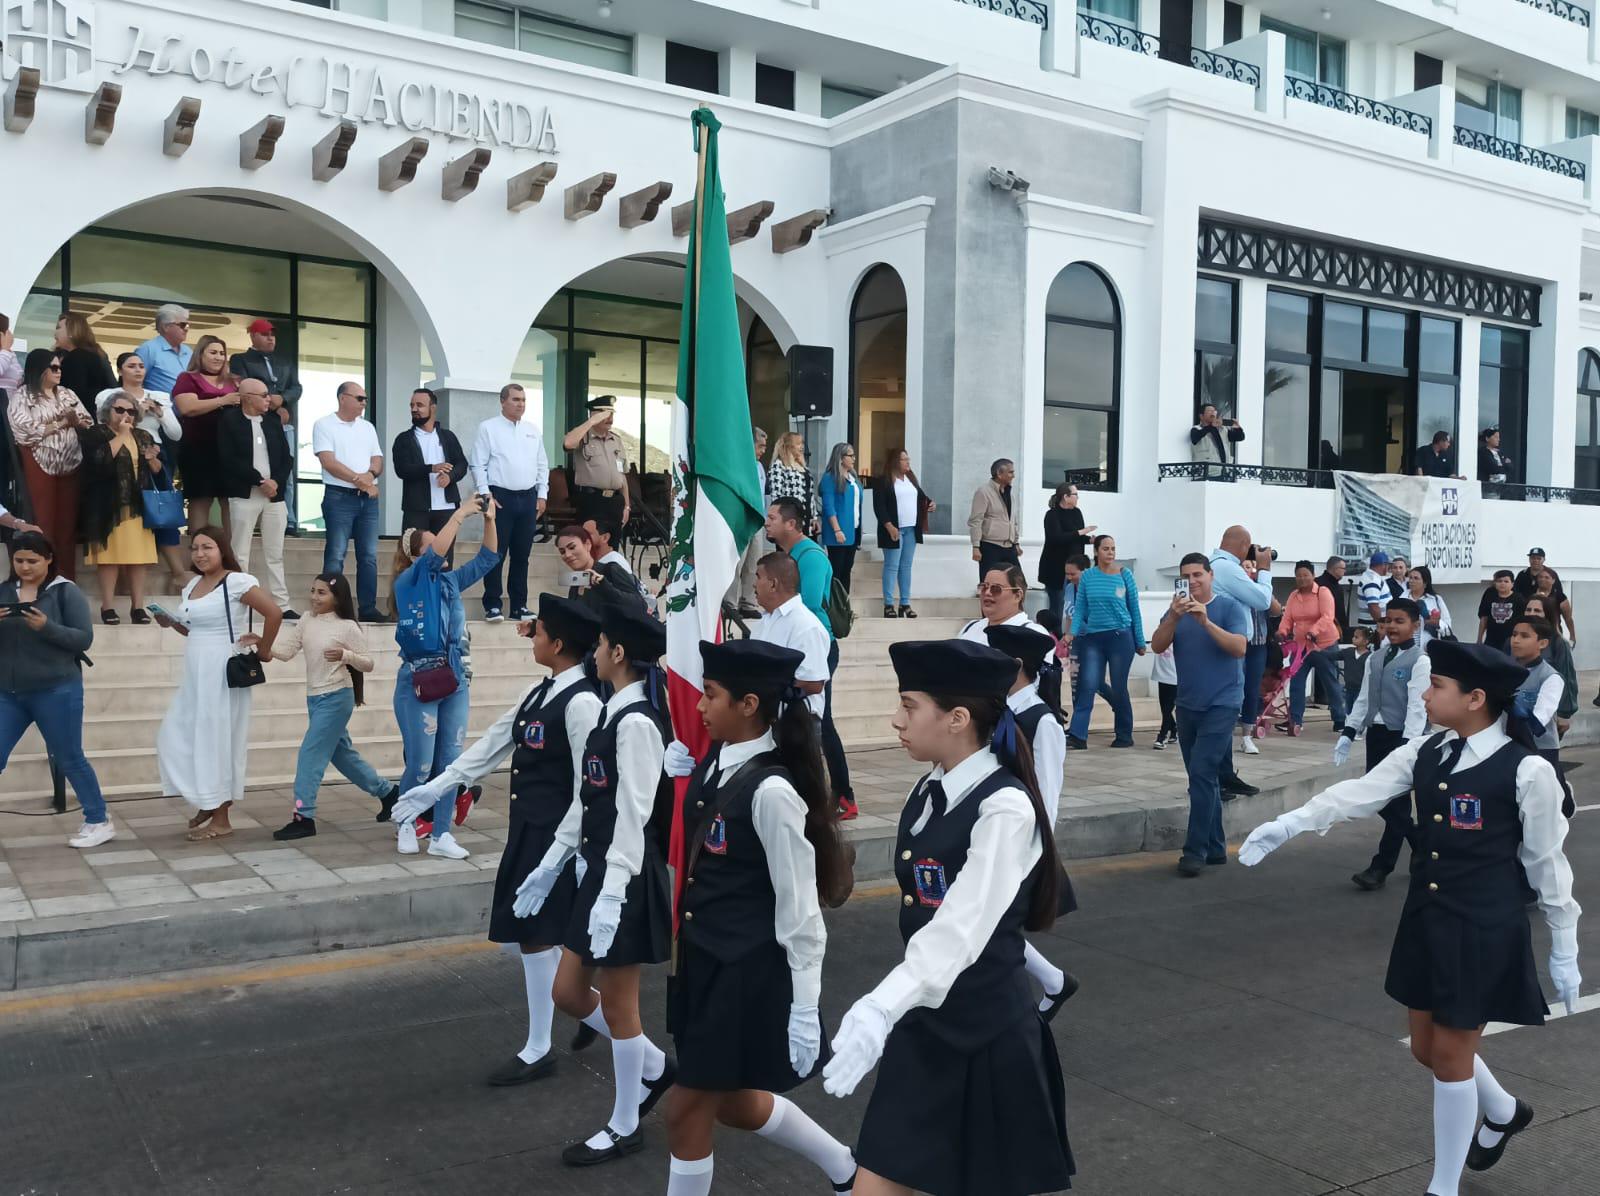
[849,265,907,480]
[745,316,788,450]
[1578,349,1600,491]
[1044,263,1120,490]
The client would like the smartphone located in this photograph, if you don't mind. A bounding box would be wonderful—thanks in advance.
[2,601,36,615]
[146,603,171,620]
[475,493,490,513]
[1174,578,1190,601]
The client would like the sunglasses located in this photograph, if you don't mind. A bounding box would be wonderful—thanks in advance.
[977,583,1019,597]
[46,362,61,371]
[172,321,191,329]
[110,406,137,416]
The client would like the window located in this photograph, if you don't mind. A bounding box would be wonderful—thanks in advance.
[1223,2,1243,45]
[1044,264,1121,490]
[849,265,908,478]
[454,4,632,73]
[666,41,720,93]
[1264,289,1314,470]
[756,64,795,110]
[1078,0,1138,22]
[1456,72,1521,143]
[821,83,880,118]
[1416,317,1461,469]
[1578,350,1600,490]
[1261,18,1345,89]
[1194,276,1237,420]
[1414,53,1443,92]
[1566,105,1599,140]
[1479,326,1528,484]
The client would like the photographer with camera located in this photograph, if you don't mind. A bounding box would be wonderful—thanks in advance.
[1190,404,1245,479]
[1209,526,1274,773]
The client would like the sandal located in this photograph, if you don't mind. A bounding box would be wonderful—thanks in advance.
[187,810,215,831]
[101,608,121,625]
[186,825,234,842]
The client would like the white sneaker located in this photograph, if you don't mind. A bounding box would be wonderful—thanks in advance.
[396,821,419,854]
[1240,735,1260,755]
[68,821,117,849]
[428,831,470,860]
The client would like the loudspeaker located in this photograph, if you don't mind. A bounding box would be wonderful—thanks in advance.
[788,345,833,418]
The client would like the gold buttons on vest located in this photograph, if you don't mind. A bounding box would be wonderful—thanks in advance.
[902,894,914,907]
[901,850,912,861]
[1430,852,1439,861]
[687,877,695,886]
[581,837,588,845]
[1428,882,1439,892]
[1438,782,1447,790]
[1433,813,1444,823]
[684,911,694,921]
[696,800,705,809]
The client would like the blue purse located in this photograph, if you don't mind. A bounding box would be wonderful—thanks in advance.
[141,464,185,530]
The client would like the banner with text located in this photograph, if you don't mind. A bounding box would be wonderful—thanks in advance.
[1332,472,1480,584]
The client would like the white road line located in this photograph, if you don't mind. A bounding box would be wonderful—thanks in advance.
[1574,803,1600,814]
[1400,992,1600,1044]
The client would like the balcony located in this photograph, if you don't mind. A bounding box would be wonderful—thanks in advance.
[1452,127,1587,180]
[1157,463,1600,505]
[953,0,1049,27]
[1285,78,1432,138]
[1189,47,1261,88]
[1077,12,1160,56]
[1513,0,1592,28]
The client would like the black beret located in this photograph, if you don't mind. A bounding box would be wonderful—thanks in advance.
[984,623,1056,671]
[700,638,803,697]
[536,592,601,653]
[889,639,1017,699]
[601,604,666,662]
[1426,640,1528,702]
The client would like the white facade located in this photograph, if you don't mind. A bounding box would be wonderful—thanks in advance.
[5,0,1600,655]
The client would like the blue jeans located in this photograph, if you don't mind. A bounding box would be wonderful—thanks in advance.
[1238,641,1268,726]
[394,669,471,838]
[293,689,391,818]
[1178,702,1236,864]
[321,487,380,616]
[0,680,105,823]
[1044,584,1067,631]
[1288,646,1348,728]
[1068,628,1135,742]
[880,527,917,605]
[282,423,298,529]
[482,485,537,614]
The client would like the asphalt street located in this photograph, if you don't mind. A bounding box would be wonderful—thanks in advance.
[4,751,1599,1196]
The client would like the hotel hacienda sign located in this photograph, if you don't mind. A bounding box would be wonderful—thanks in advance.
[2,0,559,152]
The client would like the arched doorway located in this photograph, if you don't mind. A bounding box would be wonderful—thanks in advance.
[1044,262,1121,490]
[849,265,908,481]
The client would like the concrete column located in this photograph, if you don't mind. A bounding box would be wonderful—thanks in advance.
[375,278,424,537]
[1040,0,1080,74]
[1457,316,1483,477]
[721,47,757,102]
[1234,278,1268,467]
[1195,0,1224,50]
[794,70,822,116]
[1532,280,1581,488]
[634,33,667,83]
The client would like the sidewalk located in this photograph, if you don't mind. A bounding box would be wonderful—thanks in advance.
[2,712,1592,991]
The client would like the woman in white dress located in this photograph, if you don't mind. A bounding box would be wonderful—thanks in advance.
[151,526,282,840]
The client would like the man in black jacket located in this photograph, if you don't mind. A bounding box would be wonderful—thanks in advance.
[391,387,470,564]
[219,378,295,615]
[230,319,303,531]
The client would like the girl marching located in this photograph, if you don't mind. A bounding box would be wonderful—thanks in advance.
[1241,641,1582,1196]
[515,604,677,1165]
[388,593,603,1085]
[661,638,857,1196]
[823,638,1075,1196]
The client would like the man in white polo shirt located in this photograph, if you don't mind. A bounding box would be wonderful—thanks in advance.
[313,381,386,621]
[750,551,830,718]
[470,382,549,622]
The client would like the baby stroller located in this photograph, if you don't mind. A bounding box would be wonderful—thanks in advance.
[1252,641,1309,740]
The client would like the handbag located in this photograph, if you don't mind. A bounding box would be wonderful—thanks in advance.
[141,458,185,530]
[221,576,266,689]
[409,655,459,703]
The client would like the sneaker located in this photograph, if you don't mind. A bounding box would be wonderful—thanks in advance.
[1066,735,1088,751]
[428,831,471,860]
[376,785,399,823]
[836,795,859,821]
[1151,733,1168,751]
[511,607,533,621]
[414,816,434,838]
[272,815,317,841]
[1239,735,1260,755]
[360,608,391,624]
[396,821,420,854]
[484,607,505,623]
[454,784,483,826]
[68,820,116,849]
[281,609,302,621]
[1109,738,1135,749]
[1220,778,1260,798]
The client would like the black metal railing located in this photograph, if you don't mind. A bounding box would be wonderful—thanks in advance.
[1514,0,1591,28]
[1062,467,1116,493]
[1190,47,1261,88]
[1285,77,1432,137]
[954,0,1049,27]
[1159,462,1600,504]
[1453,126,1587,180]
[1077,12,1161,55]
[1482,481,1600,504]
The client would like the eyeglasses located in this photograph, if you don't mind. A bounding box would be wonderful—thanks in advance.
[172,322,190,329]
[110,406,137,416]
[977,583,1019,597]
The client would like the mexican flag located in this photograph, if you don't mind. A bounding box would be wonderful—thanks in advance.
[663,108,766,916]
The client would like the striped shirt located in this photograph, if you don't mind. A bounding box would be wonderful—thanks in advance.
[1070,566,1146,647]
[8,386,87,475]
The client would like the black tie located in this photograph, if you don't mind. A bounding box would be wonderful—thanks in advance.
[1384,644,1399,665]
[528,678,553,709]
[924,780,948,822]
[1440,737,1467,777]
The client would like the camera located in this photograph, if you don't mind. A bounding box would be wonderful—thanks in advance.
[475,493,490,513]
[1249,545,1278,562]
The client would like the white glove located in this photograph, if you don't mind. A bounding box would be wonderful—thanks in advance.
[1332,735,1352,768]
[512,866,559,919]
[822,998,892,1097]
[787,1003,823,1078]
[1549,951,1582,1016]
[1239,818,1293,867]
[573,854,588,887]
[587,892,624,959]
[664,739,697,779]
[390,775,455,825]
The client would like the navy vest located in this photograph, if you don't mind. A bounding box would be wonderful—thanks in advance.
[1407,732,1531,926]
[509,676,596,831]
[576,699,668,869]
[679,748,787,964]
[1013,702,1051,746]
[895,766,1037,1049]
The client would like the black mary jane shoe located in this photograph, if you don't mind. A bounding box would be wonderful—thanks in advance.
[637,1057,678,1120]
[129,607,150,625]
[101,608,121,625]
[1466,1098,1534,1172]
[833,1166,858,1194]
[1350,867,1387,891]
[486,1053,557,1087]
[1040,972,1081,1024]
[561,1126,643,1167]
[571,1022,599,1052]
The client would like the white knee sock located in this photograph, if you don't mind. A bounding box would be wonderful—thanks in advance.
[1473,1055,1517,1149]
[517,948,560,1063]
[582,995,666,1093]
[1427,1077,1478,1196]
[667,1153,714,1196]
[756,1094,856,1186]
[591,1034,648,1144]
[1024,941,1065,1010]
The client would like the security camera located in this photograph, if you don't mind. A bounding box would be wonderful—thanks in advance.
[987,166,1030,195]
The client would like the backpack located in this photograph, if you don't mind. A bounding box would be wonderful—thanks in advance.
[393,559,447,662]
[825,575,854,640]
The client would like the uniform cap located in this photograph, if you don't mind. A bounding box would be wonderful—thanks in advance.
[536,592,601,653]
[983,623,1056,672]
[889,639,1017,699]
[601,604,666,662]
[700,638,803,697]
[1426,640,1528,702]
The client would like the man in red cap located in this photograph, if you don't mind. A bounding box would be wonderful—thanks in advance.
[231,318,303,531]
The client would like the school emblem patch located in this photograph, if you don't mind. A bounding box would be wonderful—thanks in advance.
[584,755,609,789]
[913,859,947,907]
[703,815,728,855]
[1449,795,1483,831]
[520,721,546,749]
